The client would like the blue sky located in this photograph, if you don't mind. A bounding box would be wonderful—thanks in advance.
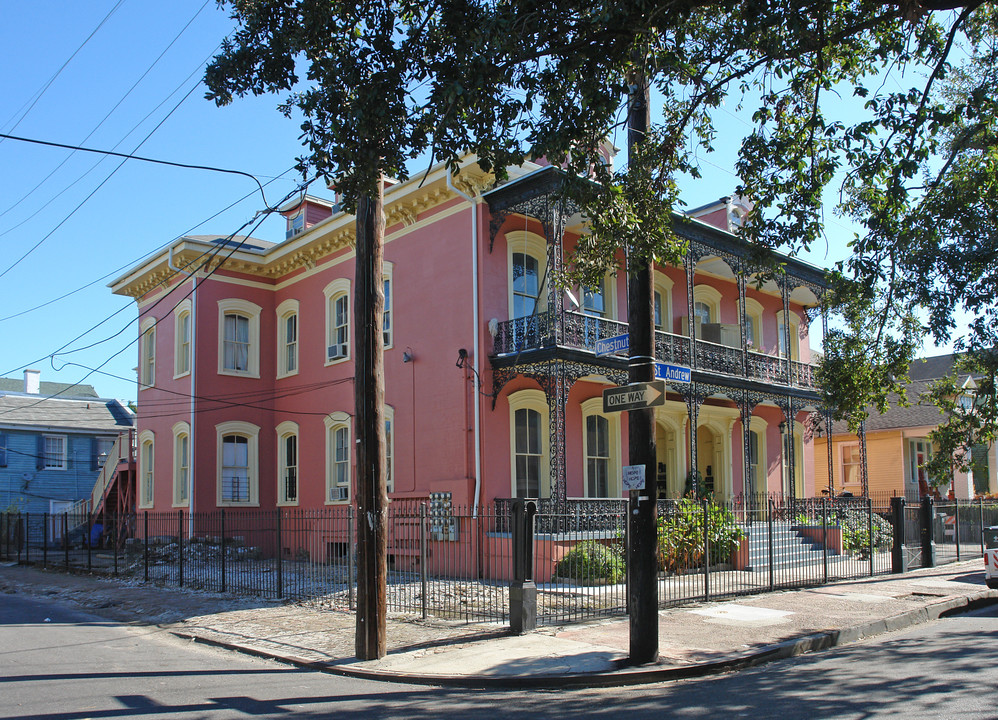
[0,1,955,403]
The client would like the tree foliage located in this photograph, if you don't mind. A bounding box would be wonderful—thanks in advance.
[206,0,998,440]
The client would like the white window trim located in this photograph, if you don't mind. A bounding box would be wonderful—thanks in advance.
[581,397,621,498]
[275,299,300,379]
[217,299,262,378]
[215,420,260,507]
[276,420,300,506]
[385,404,395,494]
[138,430,155,509]
[653,272,674,333]
[42,434,67,471]
[741,297,765,351]
[692,285,723,327]
[171,421,190,507]
[506,230,548,318]
[140,316,156,389]
[840,441,862,492]
[579,272,617,320]
[776,309,802,360]
[173,299,192,380]
[324,278,351,366]
[383,261,394,350]
[324,411,352,504]
[746,416,768,495]
[507,389,550,498]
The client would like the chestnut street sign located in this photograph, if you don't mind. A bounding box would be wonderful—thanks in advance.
[602,380,666,413]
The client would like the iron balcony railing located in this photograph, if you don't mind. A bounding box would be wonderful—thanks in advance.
[492,310,819,390]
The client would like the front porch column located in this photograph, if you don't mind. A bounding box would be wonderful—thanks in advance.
[684,384,701,496]
[740,396,754,498]
[546,360,568,507]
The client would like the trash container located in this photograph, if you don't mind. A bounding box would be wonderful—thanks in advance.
[984,526,998,589]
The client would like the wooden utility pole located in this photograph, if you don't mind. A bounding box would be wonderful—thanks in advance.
[354,181,388,660]
[626,71,659,665]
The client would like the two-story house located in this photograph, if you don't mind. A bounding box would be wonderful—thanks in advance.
[0,370,133,533]
[110,156,831,520]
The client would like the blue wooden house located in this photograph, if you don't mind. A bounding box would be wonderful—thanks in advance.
[0,371,133,529]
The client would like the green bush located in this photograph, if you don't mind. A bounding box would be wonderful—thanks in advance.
[657,499,745,573]
[840,508,893,559]
[554,541,625,584]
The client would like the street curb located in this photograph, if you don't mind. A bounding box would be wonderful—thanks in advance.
[168,588,998,689]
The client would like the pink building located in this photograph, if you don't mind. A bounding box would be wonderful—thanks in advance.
[110,159,829,519]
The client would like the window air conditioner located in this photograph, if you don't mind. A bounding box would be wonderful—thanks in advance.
[330,485,349,502]
[328,343,348,360]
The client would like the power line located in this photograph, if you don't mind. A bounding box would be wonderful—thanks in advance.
[0,0,127,141]
[0,132,269,209]
[0,0,214,223]
[0,166,297,325]
[0,180,317,417]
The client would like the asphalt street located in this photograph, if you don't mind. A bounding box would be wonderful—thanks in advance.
[4,592,998,719]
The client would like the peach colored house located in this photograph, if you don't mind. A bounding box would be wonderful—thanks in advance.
[109,158,831,523]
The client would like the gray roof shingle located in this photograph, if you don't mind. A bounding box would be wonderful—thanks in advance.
[0,395,133,432]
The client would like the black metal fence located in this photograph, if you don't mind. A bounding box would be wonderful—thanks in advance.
[2,494,996,628]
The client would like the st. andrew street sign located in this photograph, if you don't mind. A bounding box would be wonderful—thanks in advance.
[602,380,667,413]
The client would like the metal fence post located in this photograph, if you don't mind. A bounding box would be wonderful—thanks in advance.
[220,509,226,594]
[276,509,283,600]
[767,499,775,591]
[63,513,69,571]
[87,512,93,572]
[867,497,874,577]
[702,496,710,602]
[24,513,30,566]
[178,509,185,587]
[954,500,961,561]
[510,499,537,634]
[348,505,355,612]
[891,496,906,573]
[112,514,118,577]
[420,503,428,620]
[143,511,149,582]
[822,498,829,583]
[981,497,986,557]
[920,496,936,568]
[42,513,48,569]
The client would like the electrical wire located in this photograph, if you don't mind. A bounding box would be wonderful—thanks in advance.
[0,166,297,325]
[0,0,214,223]
[0,0,127,141]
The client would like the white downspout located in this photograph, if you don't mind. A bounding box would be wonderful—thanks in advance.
[447,173,482,515]
[168,244,196,535]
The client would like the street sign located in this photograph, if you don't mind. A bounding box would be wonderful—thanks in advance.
[622,465,646,491]
[655,362,692,384]
[594,333,629,357]
[602,380,666,413]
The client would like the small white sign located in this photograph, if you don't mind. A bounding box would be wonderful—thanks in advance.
[622,465,646,491]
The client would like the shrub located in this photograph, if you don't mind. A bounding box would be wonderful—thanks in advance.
[840,508,893,559]
[658,499,745,573]
[555,541,625,584]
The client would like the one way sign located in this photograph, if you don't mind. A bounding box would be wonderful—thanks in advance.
[602,380,666,413]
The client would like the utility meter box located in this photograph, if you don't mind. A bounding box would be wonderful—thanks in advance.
[984,526,998,589]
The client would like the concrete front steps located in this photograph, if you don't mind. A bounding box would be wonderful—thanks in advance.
[741,521,851,573]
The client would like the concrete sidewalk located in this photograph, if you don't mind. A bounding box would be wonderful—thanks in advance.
[2,560,995,688]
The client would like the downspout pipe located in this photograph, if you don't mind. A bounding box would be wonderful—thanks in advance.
[447,172,482,516]
[168,243,196,535]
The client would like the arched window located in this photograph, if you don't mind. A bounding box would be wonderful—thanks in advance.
[138,430,155,509]
[276,299,299,378]
[216,421,260,506]
[324,278,351,363]
[217,299,261,377]
[581,397,620,498]
[174,299,191,378]
[140,317,156,388]
[508,389,549,498]
[276,421,299,505]
[324,412,352,503]
[172,422,190,507]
